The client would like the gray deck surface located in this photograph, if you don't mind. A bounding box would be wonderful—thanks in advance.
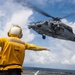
[22,70,75,75]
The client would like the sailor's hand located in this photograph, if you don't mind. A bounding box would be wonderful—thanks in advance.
[47,49,50,51]
[44,48,50,51]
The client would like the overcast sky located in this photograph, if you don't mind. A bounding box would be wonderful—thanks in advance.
[0,0,75,70]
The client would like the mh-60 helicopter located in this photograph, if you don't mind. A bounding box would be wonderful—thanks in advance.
[19,1,75,42]
[28,18,75,41]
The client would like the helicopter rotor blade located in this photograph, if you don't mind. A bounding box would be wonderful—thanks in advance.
[28,3,55,19]
[16,0,75,21]
[19,0,55,19]
[62,12,75,19]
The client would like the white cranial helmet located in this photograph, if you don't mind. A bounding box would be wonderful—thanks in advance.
[8,25,23,38]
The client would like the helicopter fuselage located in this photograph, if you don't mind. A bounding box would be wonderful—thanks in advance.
[28,20,75,42]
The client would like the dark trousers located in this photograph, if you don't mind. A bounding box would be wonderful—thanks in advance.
[0,69,21,75]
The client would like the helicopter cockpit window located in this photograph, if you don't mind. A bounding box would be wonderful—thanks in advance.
[51,23,54,25]
[44,21,48,25]
[37,24,41,28]
[51,23,55,30]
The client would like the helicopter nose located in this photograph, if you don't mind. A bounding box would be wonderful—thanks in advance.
[28,25,35,29]
[28,25,31,29]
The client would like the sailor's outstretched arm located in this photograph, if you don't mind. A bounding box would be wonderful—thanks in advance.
[25,42,50,51]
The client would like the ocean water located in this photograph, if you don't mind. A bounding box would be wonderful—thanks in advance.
[22,67,75,75]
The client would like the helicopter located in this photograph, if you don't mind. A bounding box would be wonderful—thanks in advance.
[19,1,75,42]
[28,18,75,41]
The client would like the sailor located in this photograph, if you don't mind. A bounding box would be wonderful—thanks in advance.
[0,25,49,75]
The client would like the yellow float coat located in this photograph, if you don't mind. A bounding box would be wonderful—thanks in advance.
[0,37,46,71]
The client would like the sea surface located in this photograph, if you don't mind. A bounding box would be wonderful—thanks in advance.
[22,67,75,75]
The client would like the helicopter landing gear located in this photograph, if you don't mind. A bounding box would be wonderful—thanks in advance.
[42,34,46,39]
